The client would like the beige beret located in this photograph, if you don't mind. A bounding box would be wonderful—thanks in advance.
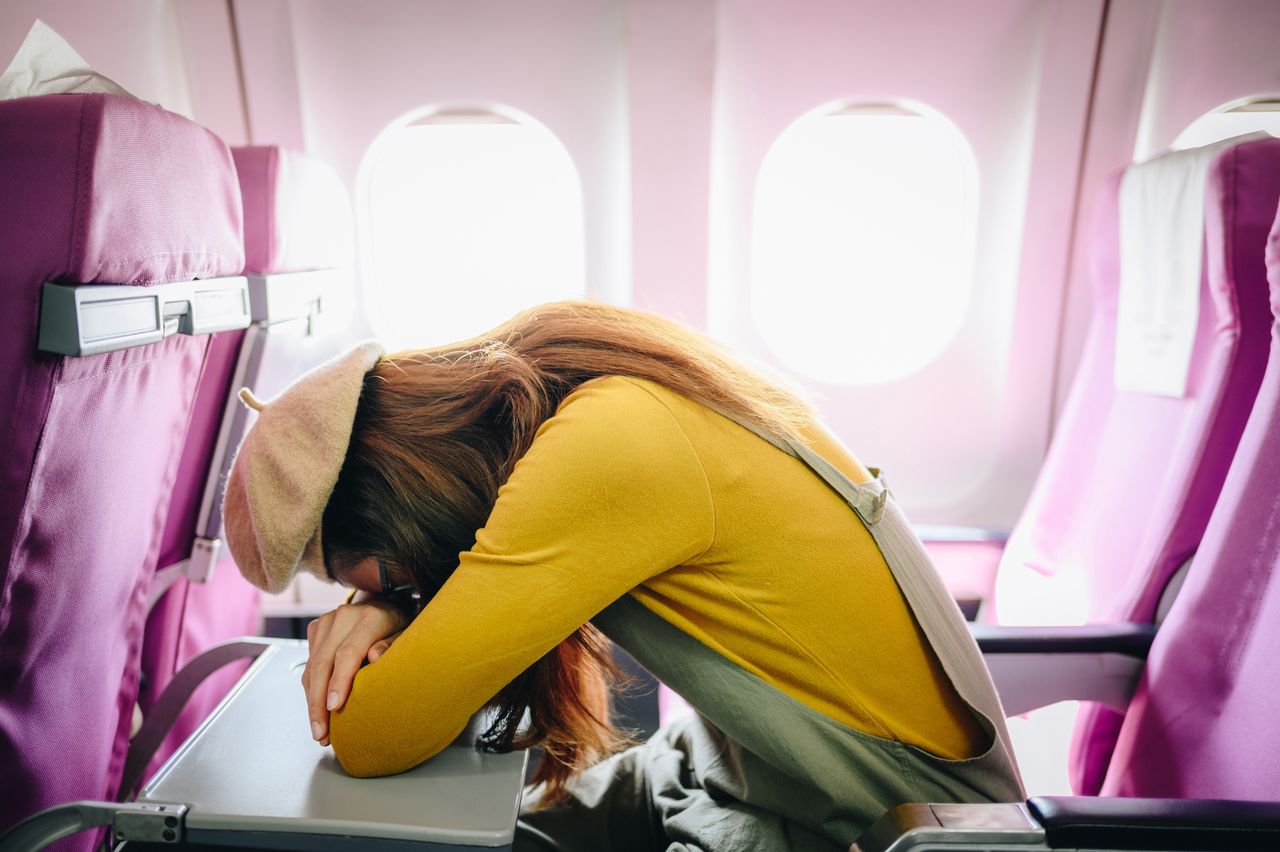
[222,341,385,593]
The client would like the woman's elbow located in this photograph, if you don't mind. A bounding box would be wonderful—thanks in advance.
[329,706,463,777]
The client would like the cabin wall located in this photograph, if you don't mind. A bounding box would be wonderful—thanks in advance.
[1134,0,1280,161]
[174,0,248,148]
[248,0,1105,526]
[7,0,1280,528]
[1055,0,1280,419]
[624,0,717,328]
[264,0,633,326]
[0,0,195,115]
[706,0,1103,526]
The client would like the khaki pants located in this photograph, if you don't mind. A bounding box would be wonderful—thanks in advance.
[514,718,838,852]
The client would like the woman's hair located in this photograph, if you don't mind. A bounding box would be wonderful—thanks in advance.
[322,300,814,803]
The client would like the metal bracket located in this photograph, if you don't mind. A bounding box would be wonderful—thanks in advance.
[146,537,222,612]
[111,802,189,846]
[0,801,187,852]
[185,537,221,584]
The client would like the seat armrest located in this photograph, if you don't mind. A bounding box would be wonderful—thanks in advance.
[853,798,1280,852]
[971,623,1156,715]
[1028,796,1280,851]
[852,802,1043,851]
[969,623,1156,657]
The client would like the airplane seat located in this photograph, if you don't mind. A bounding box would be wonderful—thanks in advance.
[0,93,247,845]
[992,137,1280,795]
[134,144,356,788]
[1097,193,1280,800]
[853,193,1280,852]
[137,327,251,773]
[0,147,510,852]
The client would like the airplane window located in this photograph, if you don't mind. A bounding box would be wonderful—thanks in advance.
[1173,97,1280,150]
[749,102,978,385]
[361,108,587,352]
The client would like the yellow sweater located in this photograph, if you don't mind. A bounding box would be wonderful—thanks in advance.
[330,376,985,776]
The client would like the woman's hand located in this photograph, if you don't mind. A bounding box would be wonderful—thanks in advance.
[302,600,408,746]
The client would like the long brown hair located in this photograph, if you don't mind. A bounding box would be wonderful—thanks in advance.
[322,300,813,803]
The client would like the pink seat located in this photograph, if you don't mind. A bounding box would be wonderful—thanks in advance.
[138,145,354,780]
[136,337,253,780]
[235,145,353,276]
[0,94,243,846]
[1099,196,1280,799]
[994,138,1280,794]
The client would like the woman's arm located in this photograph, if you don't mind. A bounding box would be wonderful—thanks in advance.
[301,597,408,746]
[328,377,715,776]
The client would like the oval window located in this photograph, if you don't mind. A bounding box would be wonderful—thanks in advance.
[361,108,587,352]
[749,101,978,385]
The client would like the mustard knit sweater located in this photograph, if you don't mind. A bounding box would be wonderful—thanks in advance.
[330,376,984,776]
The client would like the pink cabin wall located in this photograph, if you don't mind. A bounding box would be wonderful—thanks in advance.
[0,0,195,116]
[0,2,246,147]
[228,0,305,152]
[242,0,633,326]
[1050,0,1161,421]
[624,0,717,329]
[174,0,248,148]
[1134,0,1280,161]
[1054,0,1280,419]
[6,1,1280,526]
[706,0,1104,526]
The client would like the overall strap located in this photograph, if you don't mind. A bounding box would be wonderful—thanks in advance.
[719,413,1021,779]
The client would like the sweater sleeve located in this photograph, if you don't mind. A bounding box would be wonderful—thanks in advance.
[329,377,715,776]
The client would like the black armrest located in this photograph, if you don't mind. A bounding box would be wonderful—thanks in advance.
[1029,796,1280,851]
[853,798,1280,852]
[971,623,1157,714]
[969,623,1157,658]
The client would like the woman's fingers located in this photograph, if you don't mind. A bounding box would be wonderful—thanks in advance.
[303,602,407,743]
[305,607,348,742]
[324,609,403,714]
[300,615,325,694]
[366,630,404,663]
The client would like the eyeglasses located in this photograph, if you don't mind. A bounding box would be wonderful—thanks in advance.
[379,558,423,611]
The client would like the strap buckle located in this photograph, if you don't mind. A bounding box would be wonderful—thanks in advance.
[855,473,891,526]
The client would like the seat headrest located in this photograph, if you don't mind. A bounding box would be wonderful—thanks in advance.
[0,93,244,287]
[232,146,353,275]
[1092,136,1280,310]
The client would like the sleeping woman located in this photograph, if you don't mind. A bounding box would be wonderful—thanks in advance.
[222,301,1023,852]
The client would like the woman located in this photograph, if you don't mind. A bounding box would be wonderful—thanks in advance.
[222,301,1023,852]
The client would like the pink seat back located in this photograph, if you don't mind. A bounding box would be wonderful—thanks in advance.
[993,138,1280,793]
[139,145,353,777]
[1100,197,1280,799]
[137,331,248,772]
[0,94,243,845]
[235,145,353,275]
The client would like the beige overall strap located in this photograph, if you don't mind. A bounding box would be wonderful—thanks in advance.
[722,416,1021,775]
